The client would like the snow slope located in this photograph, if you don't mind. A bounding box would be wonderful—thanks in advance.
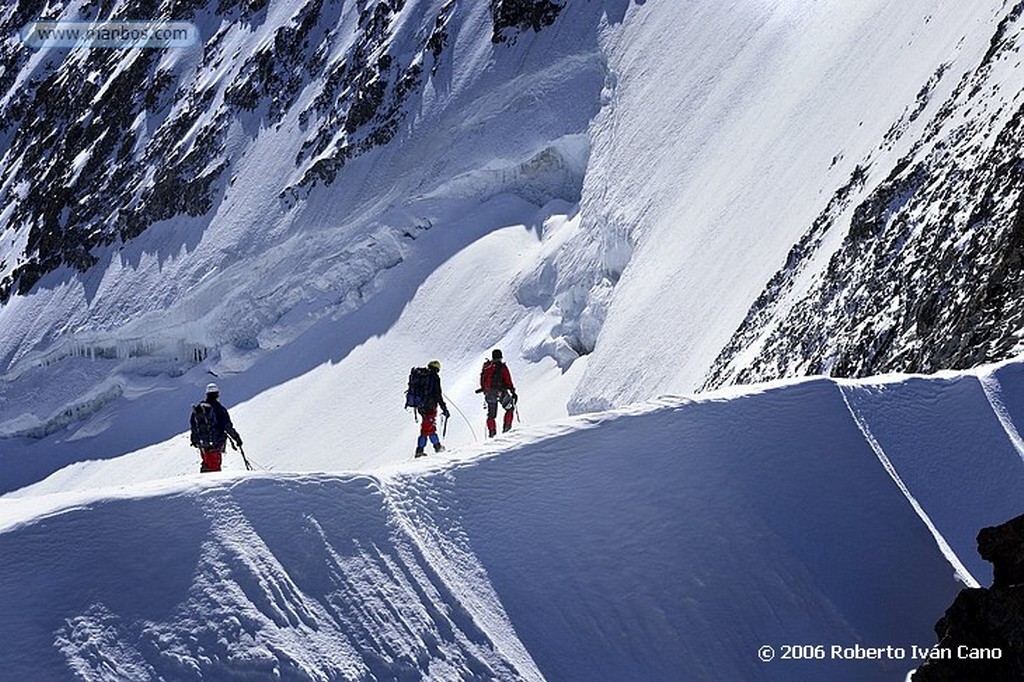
[3,358,1023,680]
[566,0,1009,410]
[4,0,1019,485]
[0,196,589,493]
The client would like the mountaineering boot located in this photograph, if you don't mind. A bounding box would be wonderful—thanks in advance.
[434,444,446,453]
[502,424,512,433]
[415,448,426,458]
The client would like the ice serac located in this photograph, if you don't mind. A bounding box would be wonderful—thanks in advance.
[0,0,607,369]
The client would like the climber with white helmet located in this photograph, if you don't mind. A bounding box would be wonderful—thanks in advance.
[189,382,243,473]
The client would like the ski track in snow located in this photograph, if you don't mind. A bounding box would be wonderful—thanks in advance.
[838,384,979,589]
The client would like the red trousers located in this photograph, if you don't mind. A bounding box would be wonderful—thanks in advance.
[485,392,515,436]
[200,448,223,473]
[420,408,438,437]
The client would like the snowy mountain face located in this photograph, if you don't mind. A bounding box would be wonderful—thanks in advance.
[561,0,1024,408]
[704,1,1024,389]
[1,2,1023,493]
[0,0,571,305]
[0,0,578,337]
[0,0,609,457]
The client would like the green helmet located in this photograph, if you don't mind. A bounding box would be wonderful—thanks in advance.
[427,360,441,371]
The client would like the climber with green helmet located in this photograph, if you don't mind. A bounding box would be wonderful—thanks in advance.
[413,359,449,458]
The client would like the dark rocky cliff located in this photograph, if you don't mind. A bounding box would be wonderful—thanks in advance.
[0,0,563,303]
[704,2,1024,389]
[913,513,1024,681]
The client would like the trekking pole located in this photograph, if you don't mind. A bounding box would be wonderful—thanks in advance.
[239,445,254,471]
[443,392,479,443]
[443,414,449,438]
[244,452,272,471]
[229,439,254,471]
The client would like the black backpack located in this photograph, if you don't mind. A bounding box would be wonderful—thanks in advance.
[405,367,432,409]
[191,402,220,449]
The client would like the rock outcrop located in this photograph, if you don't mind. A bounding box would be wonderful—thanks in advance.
[0,0,569,303]
[913,514,1024,681]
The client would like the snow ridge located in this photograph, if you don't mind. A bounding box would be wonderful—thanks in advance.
[6,359,1024,679]
[5,474,542,680]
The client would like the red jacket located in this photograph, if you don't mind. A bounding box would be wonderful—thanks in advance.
[480,360,514,393]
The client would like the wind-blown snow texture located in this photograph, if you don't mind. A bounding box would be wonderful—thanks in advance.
[5,359,1024,681]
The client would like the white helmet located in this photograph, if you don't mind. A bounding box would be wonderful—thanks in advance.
[205,382,220,395]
